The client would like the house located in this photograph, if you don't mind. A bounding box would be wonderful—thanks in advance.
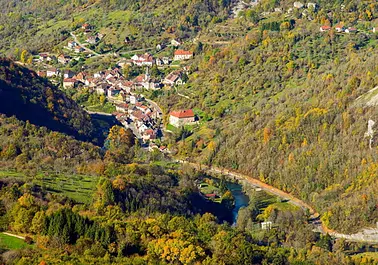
[156,58,164,66]
[58,54,70,65]
[82,23,92,31]
[129,95,139,105]
[320,25,331,32]
[74,46,84,53]
[94,71,104,79]
[87,35,99,44]
[118,81,134,93]
[134,72,161,90]
[293,2,304,9]
[163,71,183,87]
[335,24,345,32]
[171,39,182,47]
[85,77,99,87]
[115,103,129,113]
[156,44,164,51]
[345,27,357,33]
[174,50,193,61]
[107,88,121,99]
[37,71,46,77]
[156,57,172,66]
[46,68,59,77]
[131,53,154,66]
[169,109,195,127]
[74,72,88,83]
[64,70,75,79]
[63,78,77,89]
[68,41,77,49]
[130,110,144,121]
[39,53,52,62]
[95,83,109,95]
[162,57,171,65]
[307,2,317,10]
[142,129,156,142]
[159,146,169,153]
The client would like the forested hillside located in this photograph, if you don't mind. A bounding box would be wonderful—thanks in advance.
[160,0,378,233]
[1,0,378,263]
[0,58,98,141]
[0,115,374,264]
[0,0,231,55]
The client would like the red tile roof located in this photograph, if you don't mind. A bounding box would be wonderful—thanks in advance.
[174,49,193,56]
[63,78,77,83]
[170,109,194,118]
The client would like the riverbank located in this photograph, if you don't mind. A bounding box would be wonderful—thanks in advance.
[177,160,378,244]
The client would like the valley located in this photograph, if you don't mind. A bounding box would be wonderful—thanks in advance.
[0,0,378,264]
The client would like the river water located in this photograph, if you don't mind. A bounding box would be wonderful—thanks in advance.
[227,182,250,225]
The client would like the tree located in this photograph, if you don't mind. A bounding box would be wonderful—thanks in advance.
[20,50,28,63]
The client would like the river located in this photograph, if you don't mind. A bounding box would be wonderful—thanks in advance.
[227,182,250,225]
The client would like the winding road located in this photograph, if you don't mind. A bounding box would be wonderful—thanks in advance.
[177,160,378,244]
[70,32,100,56]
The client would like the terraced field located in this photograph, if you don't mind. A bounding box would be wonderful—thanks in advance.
[0,171,98,204]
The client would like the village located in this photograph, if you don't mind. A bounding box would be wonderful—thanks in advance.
[23,3,377,154]
[32,23,199,153]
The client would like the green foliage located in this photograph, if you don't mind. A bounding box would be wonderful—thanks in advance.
[0,59,99,142]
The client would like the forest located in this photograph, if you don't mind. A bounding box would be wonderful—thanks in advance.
[157,0,378,233]
[0,114,376,264]
[0,0,378,264]
[0,58,101,142]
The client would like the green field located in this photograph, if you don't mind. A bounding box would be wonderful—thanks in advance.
[86,102,116,114]
[0,233,29,250]
[166,123,178,132]
[0,170,98,204]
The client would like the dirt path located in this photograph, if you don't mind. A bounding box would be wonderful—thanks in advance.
[2,232,25,240]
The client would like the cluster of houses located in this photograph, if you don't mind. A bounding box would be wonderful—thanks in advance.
[67,41,85,53]
[320,24,357,33]
[128,50,193,67]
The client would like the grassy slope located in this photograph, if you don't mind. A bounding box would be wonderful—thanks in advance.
[0,170,98,204]
[0,233,29,250]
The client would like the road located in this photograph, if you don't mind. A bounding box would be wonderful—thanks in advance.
[70,32,100,56]
[177,160,378,243]
[145,98,163,114]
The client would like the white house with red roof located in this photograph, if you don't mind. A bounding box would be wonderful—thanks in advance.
[320,25,331,32]
[169,109,196,127]
[174,50,193,61]
[46,68,59,77]
[131,53,154,66]
[63,78,77,89]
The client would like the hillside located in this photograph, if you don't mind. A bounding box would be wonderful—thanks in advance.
[0,58,98,141]
[160,0,378,233]
[0,0,231,55]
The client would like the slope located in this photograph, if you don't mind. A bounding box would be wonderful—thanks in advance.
[160,1,378,233]
[0,58,98,142]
